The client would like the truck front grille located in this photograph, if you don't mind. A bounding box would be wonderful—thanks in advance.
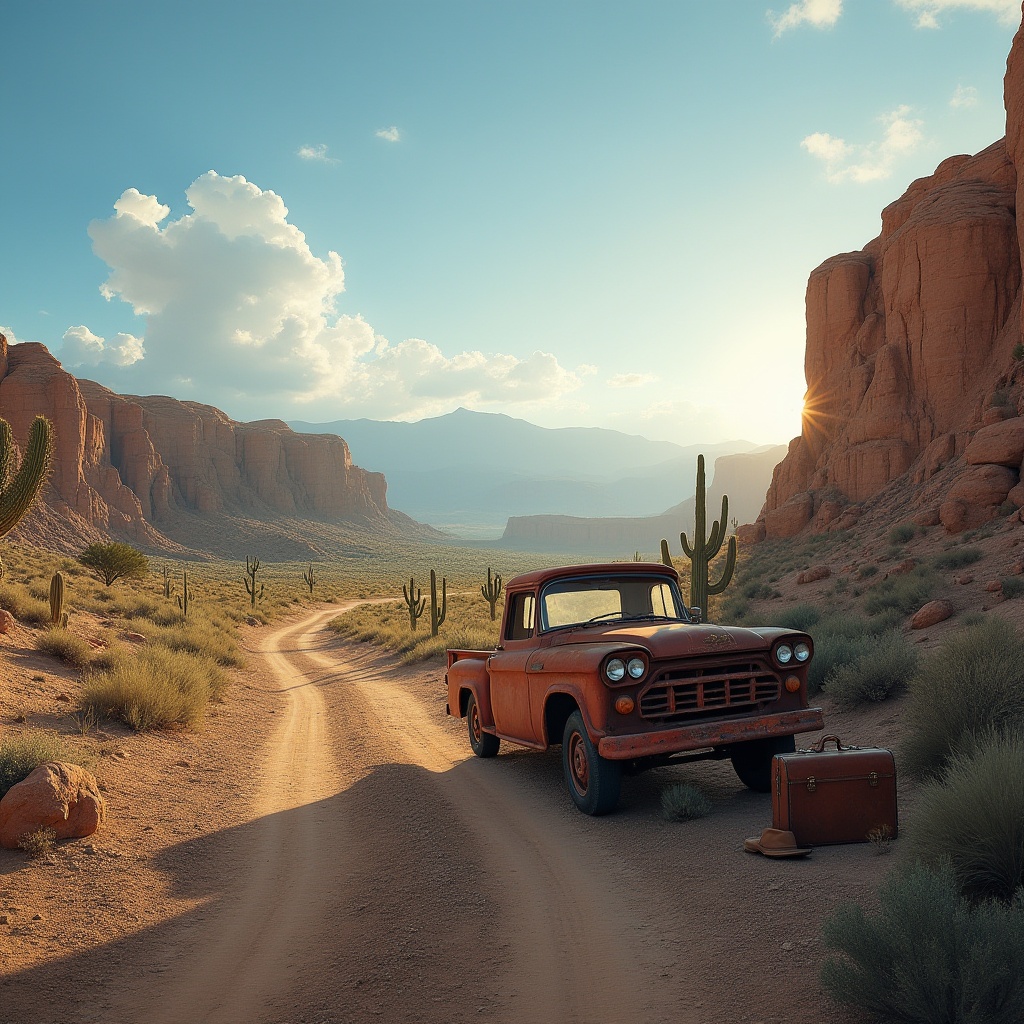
[639,661,781,724]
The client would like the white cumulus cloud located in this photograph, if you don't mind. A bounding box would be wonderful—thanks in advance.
[801,105,924,183]
[297,143,338,163]
[375,126,401,142]
[895,0,1021,28]
[79,171,580,420]
[768,0,843,37]
[61,325,144,368]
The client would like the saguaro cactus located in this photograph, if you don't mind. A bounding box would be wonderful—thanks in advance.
[480,567,503,621]
[664,454,736,620]
[162,564,175,599]
[430,569,447,637]
[0,416,54,539]
[176,568,193,618]
[49,571,68,627]
[302,563,316,596]
[403,577,426,630]
[244,555,264,609]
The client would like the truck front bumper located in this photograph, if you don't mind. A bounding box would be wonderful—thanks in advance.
[597,707,824,760]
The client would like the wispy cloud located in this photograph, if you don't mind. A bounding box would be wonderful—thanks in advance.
[895,0,1021,29]
[375,126,401,143]
[801,105,924,183]
[768,0,843,38]
[607,372,656,388]
[297,143,338,163]
[950,83,980,109]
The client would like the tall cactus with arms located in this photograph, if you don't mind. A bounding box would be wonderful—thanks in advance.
[0,416,54,540]
[666,454,736,620]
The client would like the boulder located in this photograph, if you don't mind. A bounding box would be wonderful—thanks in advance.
[0,609,13,634]
[911,600,954,630]
[912,507,941,527]
[736,522,765,545]
[796,565,831,585]
[764,492,814,540]
[0,762,105,848]
[947,464,1018,507]
[965,417,1024,467]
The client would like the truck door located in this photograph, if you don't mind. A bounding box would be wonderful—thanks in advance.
[489,591,539,743]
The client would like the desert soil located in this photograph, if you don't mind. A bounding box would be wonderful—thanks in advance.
[0,604,904,1024]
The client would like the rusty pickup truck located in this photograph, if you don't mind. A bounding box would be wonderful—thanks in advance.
[445,561,823,814]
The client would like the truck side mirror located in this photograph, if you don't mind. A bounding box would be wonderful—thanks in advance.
[689,606,702,624]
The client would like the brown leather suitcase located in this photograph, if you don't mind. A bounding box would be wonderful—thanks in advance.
[772,735,897,846]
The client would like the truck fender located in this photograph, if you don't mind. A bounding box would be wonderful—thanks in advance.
[448,658,494,728]
[541,688,593,747]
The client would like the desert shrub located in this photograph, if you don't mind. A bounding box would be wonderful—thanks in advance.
[1013,342,1024,361]
[1000,576,1024,599]
[19,827,57,860]
[857,563,879,579]
[904,733,1024,904]
[821,861,1024,1024]
[78,542,150,587]
[0,731,68,799]
[82,645,226,731]
[808,632,874,696]
[863,566,936,617]
[718,595,751,624]
[888,523,917,545]
[903,617,1024,779]
[660,783,712,822]
[932,546,983,571]
[823,630,918,707]
[740,580,776,601]
[775,603,820,632]
[34,627,94,669]
[0,584,50,625]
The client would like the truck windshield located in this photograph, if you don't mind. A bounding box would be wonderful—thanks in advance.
[539,575,688,631]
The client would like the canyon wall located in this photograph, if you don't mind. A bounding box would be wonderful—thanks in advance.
[747,11,1024,541]
[0,335,389,551]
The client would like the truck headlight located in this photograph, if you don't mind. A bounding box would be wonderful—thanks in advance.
[627,657,646,679]
[794,642,810,662]
[605,658,626,682]
[775,644,793,666]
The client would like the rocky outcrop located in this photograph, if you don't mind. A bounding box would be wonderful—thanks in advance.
[751,12,1024,538]
[0,762,105,849]
[0,335,390,551]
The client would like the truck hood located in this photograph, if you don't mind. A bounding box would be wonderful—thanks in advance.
[544,621,795,660]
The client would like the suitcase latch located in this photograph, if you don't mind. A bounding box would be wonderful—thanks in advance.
[806,776,816,793]
[869,771,878,787]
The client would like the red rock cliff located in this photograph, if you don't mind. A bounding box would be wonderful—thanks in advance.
[750,10,1024,540]
[0,335,389,549]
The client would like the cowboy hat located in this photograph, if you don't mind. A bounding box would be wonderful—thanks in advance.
[743,827,811,858]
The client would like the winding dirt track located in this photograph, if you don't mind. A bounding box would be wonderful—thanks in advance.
[4,606,893,1023]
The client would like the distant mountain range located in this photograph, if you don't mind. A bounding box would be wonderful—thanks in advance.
[290,408,779,540]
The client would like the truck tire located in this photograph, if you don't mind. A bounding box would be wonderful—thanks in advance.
[730,734,796,792]
[467,693,500,758]
[562,711,621,815]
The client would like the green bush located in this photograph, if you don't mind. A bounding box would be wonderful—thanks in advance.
[78,542,150,587]
[34,627,94,668]
[858,563,879,579]
[661,782,712,822]
[775,603,820,632]
[888,523,917,545]
[82,645,226,731]
[0,731,68,799]
[0,584,50,625]
[863,566,936,617]
[821,861,1024,1024]
[933,547,984,571]
[1000,576,1024,599]
[823,630,918,707]
[904,733,1024,903]
[903,617,1024,779]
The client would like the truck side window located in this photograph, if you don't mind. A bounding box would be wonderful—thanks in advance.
[506,593,535,641]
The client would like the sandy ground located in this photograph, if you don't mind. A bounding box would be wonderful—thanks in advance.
[0,604,907,1024]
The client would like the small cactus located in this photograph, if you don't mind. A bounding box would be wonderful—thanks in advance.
[162,564,174,599]
[402,577,426,631]
[481,567,503,621]
[303,563,316,596]
[244,555,264,609]
[430,569,447,637]
[49,571,67,628]
[176,568,193,618]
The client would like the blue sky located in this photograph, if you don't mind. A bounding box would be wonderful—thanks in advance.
[1,0,1020,446]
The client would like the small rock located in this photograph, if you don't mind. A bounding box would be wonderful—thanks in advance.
[892,558,916,576]
[55,693,72,703]
[985,580,1003,593]
[124,632,147,645]
[1010,562,1024,576]
[0,609,14,634]
[174,761,191,769]
[796,565,831,585]
[0,914,9,924]
[781,941,794,951]
[954,575,974,585]
[911,600,955,630]
[31,914,42,921]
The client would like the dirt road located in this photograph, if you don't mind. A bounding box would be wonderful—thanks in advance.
[2,607,893,1023]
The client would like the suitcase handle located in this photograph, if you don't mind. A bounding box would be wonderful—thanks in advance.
[812,734,846,752]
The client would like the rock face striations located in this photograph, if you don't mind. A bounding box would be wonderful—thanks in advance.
[746,13,1024,541]
[0,335,390,553]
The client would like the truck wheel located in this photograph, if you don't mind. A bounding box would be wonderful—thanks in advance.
[730,735,796,792]
[562,711,621,815]
[467,693,500,758]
